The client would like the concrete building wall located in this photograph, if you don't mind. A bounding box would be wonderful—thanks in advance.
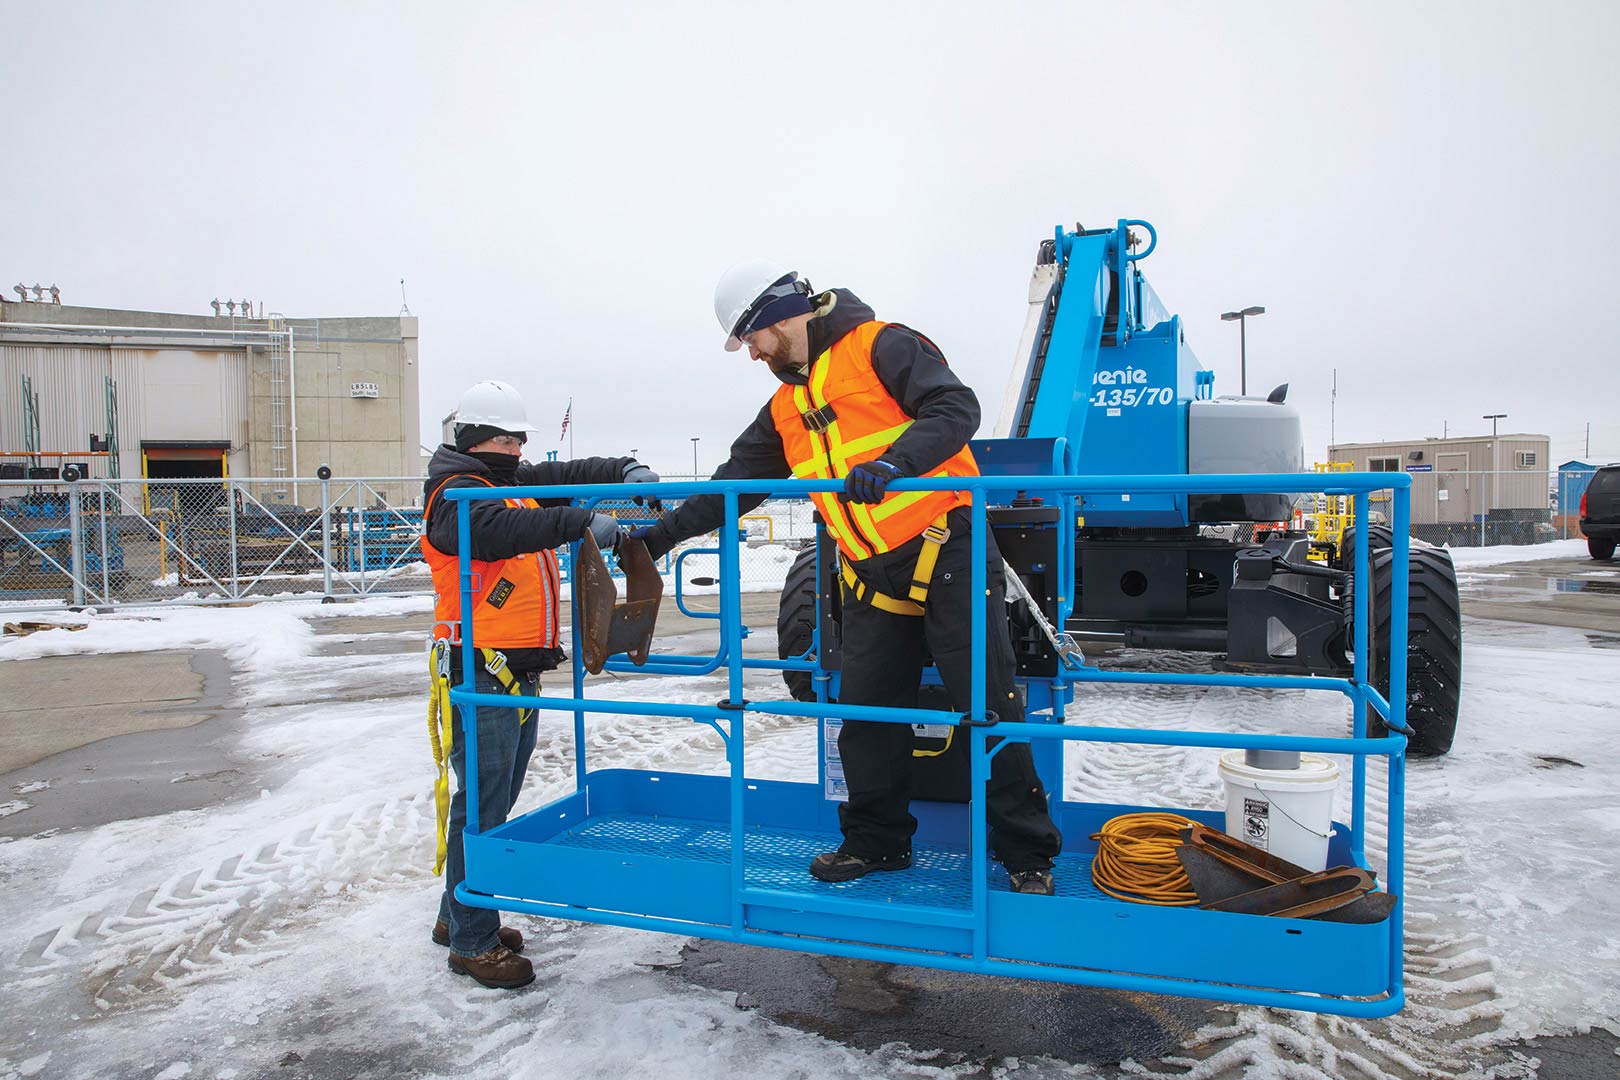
[1,301,421,505]
[1330,433,1550,524]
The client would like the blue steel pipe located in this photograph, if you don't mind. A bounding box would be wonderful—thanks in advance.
[454,884,1403,1018]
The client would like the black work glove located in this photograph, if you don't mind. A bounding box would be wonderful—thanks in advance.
[844,459,902,504]
[628,520,677,560]
[622,462,662,512]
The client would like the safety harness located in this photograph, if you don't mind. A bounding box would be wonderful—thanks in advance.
[837,512,951,616]
[427,639,534,875]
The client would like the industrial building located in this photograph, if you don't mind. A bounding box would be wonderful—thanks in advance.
[1329,432,1551,533]
[0,299,420,506]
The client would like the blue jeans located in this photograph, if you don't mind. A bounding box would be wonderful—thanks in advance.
[438,664,539,957]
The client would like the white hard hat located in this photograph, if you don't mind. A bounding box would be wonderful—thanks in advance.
[714,260,810,352]
[454,380,539,432]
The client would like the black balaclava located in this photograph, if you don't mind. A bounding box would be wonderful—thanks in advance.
[469,451,520,484]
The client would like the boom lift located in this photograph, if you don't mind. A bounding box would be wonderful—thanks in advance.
[446,219,1433,1015]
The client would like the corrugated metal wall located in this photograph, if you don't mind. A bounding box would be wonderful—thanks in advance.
[3,344,248,477]
[2,343,114,475]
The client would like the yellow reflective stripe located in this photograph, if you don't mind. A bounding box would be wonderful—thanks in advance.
[821,496,873,560]
[839,419,911,460]
[869,468,961,523]
[846,500,892,554]
[808,348,887,559]
[869,486,932,522]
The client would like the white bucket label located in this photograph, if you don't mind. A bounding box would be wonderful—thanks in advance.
[1243,797,1271,848]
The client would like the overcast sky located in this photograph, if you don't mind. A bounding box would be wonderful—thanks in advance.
[7,2,1618,474]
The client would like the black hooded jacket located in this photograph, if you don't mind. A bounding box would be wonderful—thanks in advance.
[424,444,637,672]
[642,289,980,564]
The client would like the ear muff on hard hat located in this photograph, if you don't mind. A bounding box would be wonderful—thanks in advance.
[714,261,813,352]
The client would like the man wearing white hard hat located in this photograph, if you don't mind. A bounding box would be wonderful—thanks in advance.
[422,379,660,989]
[633,266,1062,896]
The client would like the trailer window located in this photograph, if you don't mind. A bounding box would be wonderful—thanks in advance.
[1368,457,1399,472]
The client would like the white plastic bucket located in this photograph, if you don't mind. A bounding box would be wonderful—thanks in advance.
[1216,751,1339,871]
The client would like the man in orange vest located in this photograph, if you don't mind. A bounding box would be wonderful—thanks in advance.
[633,265,1061,895]
[423,379,660,988]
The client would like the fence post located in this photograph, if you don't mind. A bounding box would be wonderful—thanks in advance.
[356,489,368,594]
[226,478,241,599]
[97,483,111,600]
[67,483,86,608]
[320,474,334,600]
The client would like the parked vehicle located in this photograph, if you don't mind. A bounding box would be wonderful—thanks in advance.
[1580,464,1620,560]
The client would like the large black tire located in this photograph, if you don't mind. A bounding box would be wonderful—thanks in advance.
[1335,524,1395,571]
[778,547,822,702]
[1369,547,1462,756]
[1590,536,1617,561]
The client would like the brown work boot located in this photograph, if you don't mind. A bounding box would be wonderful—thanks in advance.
[809,849,912,882]
[432,919,524,954]
[448,944,535,989]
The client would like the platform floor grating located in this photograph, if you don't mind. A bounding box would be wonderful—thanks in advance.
[550,812,1114,908]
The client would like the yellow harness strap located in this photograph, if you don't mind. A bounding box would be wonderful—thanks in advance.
[838,513,951,617]
[427,642,534,876]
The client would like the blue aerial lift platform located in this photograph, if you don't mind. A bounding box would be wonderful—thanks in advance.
[445,472,1411,1016]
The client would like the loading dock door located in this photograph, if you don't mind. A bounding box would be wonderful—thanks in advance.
[142,441,229,514]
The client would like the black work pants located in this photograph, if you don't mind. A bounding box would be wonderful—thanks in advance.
[835,512,1062,872]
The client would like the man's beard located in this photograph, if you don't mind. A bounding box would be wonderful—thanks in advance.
[758,327,806,384]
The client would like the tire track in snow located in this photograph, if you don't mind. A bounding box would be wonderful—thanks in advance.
[13,670,801,1011]
[1073,650,1524,1080]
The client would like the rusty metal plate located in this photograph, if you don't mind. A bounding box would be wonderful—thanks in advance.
[577,533,664,674]
[604,535,662,666]
[577,531,618,674]
[1202,866,1379,920]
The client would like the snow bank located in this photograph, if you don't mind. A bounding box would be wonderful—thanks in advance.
[1446,537,1591,568]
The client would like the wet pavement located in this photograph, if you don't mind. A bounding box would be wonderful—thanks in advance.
[1457,554,1620,633]
[677,939,1215,1066]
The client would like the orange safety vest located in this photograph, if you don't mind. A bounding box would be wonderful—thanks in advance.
[421,474,562,649]
[770,320,978,564]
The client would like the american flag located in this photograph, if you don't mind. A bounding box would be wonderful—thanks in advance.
[559,399,572,441]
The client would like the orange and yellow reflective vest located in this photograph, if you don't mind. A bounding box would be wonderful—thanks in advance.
[421,474,562,649]
[769,320,978,564]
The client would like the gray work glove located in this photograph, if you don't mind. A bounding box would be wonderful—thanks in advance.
[622,462,662,512]
[587,512,623,554]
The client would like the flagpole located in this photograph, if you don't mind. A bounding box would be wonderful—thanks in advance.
[570,401,574,459]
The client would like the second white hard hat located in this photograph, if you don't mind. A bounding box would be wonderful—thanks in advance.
[713,260,811,352]
[455,380,539,432]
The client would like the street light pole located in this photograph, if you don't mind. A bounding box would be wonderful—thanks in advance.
[1483,413,1506,546]
[690,436,700,479]
[1220,305,1266,396]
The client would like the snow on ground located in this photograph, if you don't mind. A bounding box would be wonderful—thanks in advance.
[1,569,1618,1078]
[1444,537,1591,569]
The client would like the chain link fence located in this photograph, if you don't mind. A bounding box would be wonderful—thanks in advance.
[0,476,819,614]
[3,470,1587,615]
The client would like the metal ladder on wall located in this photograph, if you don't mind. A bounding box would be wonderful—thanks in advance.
[266,316,289,497]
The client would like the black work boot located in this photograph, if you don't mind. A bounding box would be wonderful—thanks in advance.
[448,944,535,989]
[1008,868,1055,896]
[809,849,912,882]
[433,919,524,954]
